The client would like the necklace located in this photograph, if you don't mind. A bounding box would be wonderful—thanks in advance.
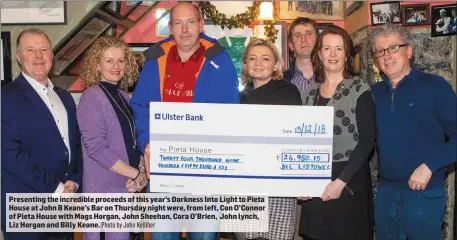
[99,83,137,149]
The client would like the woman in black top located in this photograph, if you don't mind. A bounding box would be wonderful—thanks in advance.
[298,25,375,240]
[239,38,301,240]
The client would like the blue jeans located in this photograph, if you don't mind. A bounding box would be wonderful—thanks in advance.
[374,183,446,240]
[150,232,216,240]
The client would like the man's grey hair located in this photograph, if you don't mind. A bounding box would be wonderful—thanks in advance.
[371,23,413,52]
[16,28,52,52]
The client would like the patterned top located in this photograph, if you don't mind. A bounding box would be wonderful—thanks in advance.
[290,65,316,95]
[301,76,370,163]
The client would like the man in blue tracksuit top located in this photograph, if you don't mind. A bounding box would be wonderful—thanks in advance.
[371,23,456,240]
[130,3,239,240]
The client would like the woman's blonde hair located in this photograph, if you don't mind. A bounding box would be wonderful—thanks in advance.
[79,36,139,89]
[241,38,284,85]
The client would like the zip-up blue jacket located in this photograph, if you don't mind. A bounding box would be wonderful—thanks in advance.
[130,34,240,154]
[372,68,456,189]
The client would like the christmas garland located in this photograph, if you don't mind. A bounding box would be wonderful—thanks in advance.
[196,1,279,43]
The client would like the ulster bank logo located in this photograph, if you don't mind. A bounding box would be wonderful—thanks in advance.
[154,113,204,121]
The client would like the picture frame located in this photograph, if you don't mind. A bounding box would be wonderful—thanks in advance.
[370,1,402,26]
[156,8,171,37]
[1,31,13,85]
[318,23,334,33]
[431,4,457,38]
[125,1,156,7]
[1,1,66,25]
[203,20,287,90]
[280,1,343,21]
[344,1,363,17]
[51,16,112,76]
[129,43,152,54]
[401,4,431,26]
[127,43,154,93]
[128,43,151,69]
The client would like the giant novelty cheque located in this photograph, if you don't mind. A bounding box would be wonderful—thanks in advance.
[148,102,334,197]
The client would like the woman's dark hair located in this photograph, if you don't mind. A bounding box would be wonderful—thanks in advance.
[311,25,355,83]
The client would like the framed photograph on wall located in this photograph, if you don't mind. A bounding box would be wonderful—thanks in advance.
[125,1,156,7]
[431,4,457,37]
[318,23,334,33]
[128,43,151,69]
[156,8,170,37]
[280,1,343,20]
[1,1,66,25]
[127,43,154,92]
[203,21,287,90]
[345,1,363,16]
[401,4,430,26]
[371,1,402,26]
[1,31,13,85]
[129,43,152,54]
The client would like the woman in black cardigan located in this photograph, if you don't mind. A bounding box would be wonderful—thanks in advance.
[239,38,302,240]
[240,39,302,106]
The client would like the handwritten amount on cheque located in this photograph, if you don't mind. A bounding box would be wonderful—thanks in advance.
[160,155,240,163]
[158,155,240,171]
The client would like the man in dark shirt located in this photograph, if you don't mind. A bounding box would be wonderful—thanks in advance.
[371,23,456,240]
[283,17,319,94]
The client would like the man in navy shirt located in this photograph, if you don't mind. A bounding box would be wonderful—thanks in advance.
[371,23,456,240]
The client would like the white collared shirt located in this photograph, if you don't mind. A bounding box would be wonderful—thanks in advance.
[23,72,73,194]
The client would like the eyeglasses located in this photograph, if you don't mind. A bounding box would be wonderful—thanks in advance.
[372,44,409,58]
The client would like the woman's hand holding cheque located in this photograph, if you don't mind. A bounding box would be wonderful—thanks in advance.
[298,179,347,202]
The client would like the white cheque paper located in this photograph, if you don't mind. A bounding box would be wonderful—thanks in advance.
[149,103,334,197]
